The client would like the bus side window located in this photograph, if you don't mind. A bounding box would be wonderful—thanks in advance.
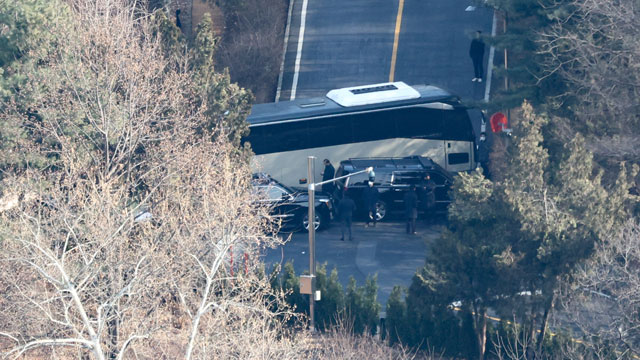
[306,117,353,148]
[442,109,474,141]
[395,108,444,139]
[447,153,470,165]
[264,121,309,153]
[351,111,395,143]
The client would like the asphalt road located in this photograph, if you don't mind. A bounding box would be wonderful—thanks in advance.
[263,220,444,306]
[263,0,494,308]
[276,0,494,102]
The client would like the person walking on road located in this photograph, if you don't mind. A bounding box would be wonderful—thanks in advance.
[337,192,356,241]
[469,30,485,82]
[362,180,379,227]
[321,159,335,195]
[404,185,418,234]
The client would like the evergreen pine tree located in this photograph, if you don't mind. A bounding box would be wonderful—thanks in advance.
[483,0,572,114]
[410,101,635,358]
[279,261,307,316]
[385,286,407,345]
[345,276,381,335]
[313,264,345,331]
[189,13,253,151]
[0,0,71,173]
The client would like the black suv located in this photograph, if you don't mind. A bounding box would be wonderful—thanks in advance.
[252,174,332,231]
[335,157,453,221]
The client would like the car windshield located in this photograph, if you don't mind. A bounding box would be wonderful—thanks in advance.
[254,184,291,201]
[344,170,392,187]
[253,175,297,194]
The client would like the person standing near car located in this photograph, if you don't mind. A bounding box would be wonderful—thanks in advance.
[321,159,335,195]
[338,191,356,241]
[362,179,379,227]
[404,185,418,234]
[477,132,490,178]
[421,175,437,224]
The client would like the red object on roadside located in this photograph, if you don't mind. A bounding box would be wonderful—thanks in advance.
[490,112,508,133]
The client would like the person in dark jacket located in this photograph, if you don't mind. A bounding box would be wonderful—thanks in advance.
[321,159,335,194]
[362,180,379,227]
[477,132,490,178]
[337,192,356,241]
[469,30,485,82]
[175,9,182,30]
[404,185,418,234]
[331,185,343,218]
[420,175,437,224]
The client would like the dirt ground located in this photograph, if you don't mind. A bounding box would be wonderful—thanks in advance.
[191,0,225,35]
[190,0,287,104]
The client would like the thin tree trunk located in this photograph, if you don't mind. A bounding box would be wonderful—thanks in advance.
[473,302,487,360]
[536,292,556,354]
[107,309,119,360]
[478,313,487,360]
[526,310,537,359]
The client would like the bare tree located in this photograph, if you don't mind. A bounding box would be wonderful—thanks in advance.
[492,317,535,360]
[558,221,640,358]
[216,0,287,102]
[0,136,298,359]
[0,0,296,358]
[538,0,640,138]
[307,318,424,360]
[0,1,425,359]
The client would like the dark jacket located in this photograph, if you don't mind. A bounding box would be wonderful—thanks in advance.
[469,38,485,59]
[322,163,335,193]
[478,141,490,163]
[403,191,418,219]
[362,185,379,211]
[337,197,356,220]
[421,180,436,209]
[322,164,335,182]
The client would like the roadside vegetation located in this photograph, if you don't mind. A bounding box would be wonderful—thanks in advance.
[215,0,288,103]
[1,0,639,359]
[0,1,410,358]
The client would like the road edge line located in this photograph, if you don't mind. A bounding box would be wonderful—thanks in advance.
[484,9,497,102]
[389,0,405,83]
[275,0,295,102]
[290,0,309,100]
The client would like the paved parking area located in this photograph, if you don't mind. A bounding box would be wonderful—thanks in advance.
[261,219,445,306]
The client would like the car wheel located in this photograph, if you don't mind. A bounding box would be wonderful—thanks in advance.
[302,212,323,232]
[374,200,387,221]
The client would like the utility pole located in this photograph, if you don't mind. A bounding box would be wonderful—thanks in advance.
[307,156,316,331]
[301,157,373,332]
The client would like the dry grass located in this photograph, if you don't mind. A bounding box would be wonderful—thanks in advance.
[216,0,288,103]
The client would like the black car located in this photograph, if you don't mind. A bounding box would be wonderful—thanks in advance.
[335,156,453,221]
[252,174,332,231]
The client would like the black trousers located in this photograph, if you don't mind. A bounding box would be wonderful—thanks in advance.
[341,217,352,239]
[366,208,377,226]
[472,57,483,79]
[406,217,416,234]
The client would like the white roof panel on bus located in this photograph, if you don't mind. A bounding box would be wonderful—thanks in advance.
[326,82,421,107]
[247,83,457,125]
